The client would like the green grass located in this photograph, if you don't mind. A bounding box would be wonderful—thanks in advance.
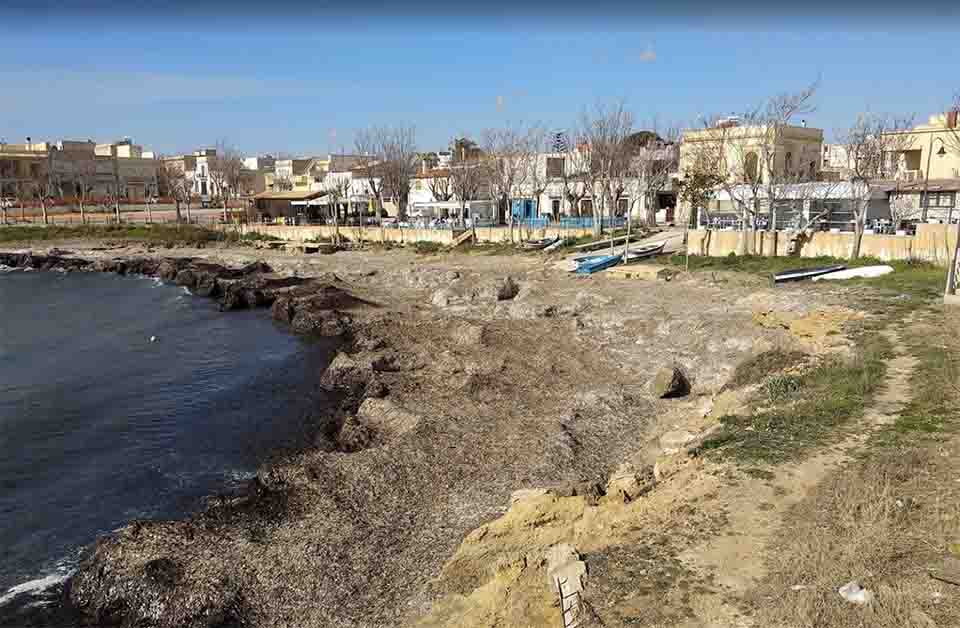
[724,349,808,390]
[873,315,960,447]
[655,253,946,301]
[240,231,284,242]
[700,332,892,464]
[0,224,232,246]
[412,241,444,255]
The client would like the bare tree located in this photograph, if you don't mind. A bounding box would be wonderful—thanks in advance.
[482,123,537,241]
[450,157,487,228]
[272,173,293,192]
[379,126,418,221]
[74,158,96,224]
[324,173,352,245]
[208,141,242,222]
[578,103,634,238]
[888,184,922,228]
[28,161,50,225]
[524,127,549,229]
[159,160,191,223]
[627,126,680,227]
[354,128,388,241]
[558,142,590,218]
[428,172,454,203]
[838,112,914,259]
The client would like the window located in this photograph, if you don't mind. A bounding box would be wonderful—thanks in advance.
[924,191,956,208]
[546,157,565,178]
[551,198,561,214]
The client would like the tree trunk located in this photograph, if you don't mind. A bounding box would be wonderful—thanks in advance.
[175,199,182,223]
[114,199,120,224]
[377,198,384,243]
[851,221,864,260]
[41,200,48,225]
[333,201,340,245]
[644,192,657,227]
[1,206,6,225]
[223,195,228,224]
[80,198,86,224]
[186,200,192,223]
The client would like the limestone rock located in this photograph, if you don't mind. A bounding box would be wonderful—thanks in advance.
[354,397,421,444]
[605,462,656,503]
[509,488,550,505]
[476,276,520,302]
[321,352,372,391]
[453,323,487,347]
[432,288,455,307]
[174,269,197,289]
[659,430,697,455]
[193,273,219,298]
[652,366,690,398]
[157,260,179,281]
[653,453,689,482]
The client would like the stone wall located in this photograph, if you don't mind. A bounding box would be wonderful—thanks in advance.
[231,223,597,245]
[687,223,959,266]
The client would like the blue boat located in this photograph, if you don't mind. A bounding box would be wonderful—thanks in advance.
[574,254,621,274]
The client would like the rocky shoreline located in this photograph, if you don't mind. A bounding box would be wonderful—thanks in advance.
[1,244,840,627]
[1,249,384,626]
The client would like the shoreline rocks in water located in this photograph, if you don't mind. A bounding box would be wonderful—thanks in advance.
[0,251,367,338]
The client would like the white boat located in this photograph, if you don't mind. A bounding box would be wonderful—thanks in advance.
[811,265,894,281]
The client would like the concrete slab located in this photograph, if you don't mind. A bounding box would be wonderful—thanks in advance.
[604,264,676,281]
[944,293,960,307]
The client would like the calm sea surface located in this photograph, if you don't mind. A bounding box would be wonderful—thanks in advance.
[0,268,334,625]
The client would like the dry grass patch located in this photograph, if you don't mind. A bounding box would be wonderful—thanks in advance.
[749,447,960,627]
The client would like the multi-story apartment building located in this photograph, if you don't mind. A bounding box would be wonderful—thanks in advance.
[0,137,159,202]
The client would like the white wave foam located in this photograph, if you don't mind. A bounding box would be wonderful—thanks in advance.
[181,286,193,296]
[0,573,70,606]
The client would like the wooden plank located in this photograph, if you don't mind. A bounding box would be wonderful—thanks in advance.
[452,230,475,247]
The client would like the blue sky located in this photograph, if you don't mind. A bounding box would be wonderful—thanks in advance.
[0,5,956,157]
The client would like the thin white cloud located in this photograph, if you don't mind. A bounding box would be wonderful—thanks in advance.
[639,47,657,63]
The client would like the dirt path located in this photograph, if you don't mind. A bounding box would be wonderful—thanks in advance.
[678,325,919,625]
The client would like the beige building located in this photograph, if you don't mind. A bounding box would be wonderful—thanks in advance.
[680,119,824,185]
[1,138,159,202]
[886,112,960,183]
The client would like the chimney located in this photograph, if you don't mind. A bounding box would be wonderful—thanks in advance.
[947,110,958,129]
[801,119,807,128]
[26,136,31,143]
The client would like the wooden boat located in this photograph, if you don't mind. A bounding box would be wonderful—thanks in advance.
[570,233,643,253]
[773,264,846,283]
[574,254,622,274]
[811,265,894,281]
[621,241,667,264]
[521,236,560,250]
[542,238,566,253]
